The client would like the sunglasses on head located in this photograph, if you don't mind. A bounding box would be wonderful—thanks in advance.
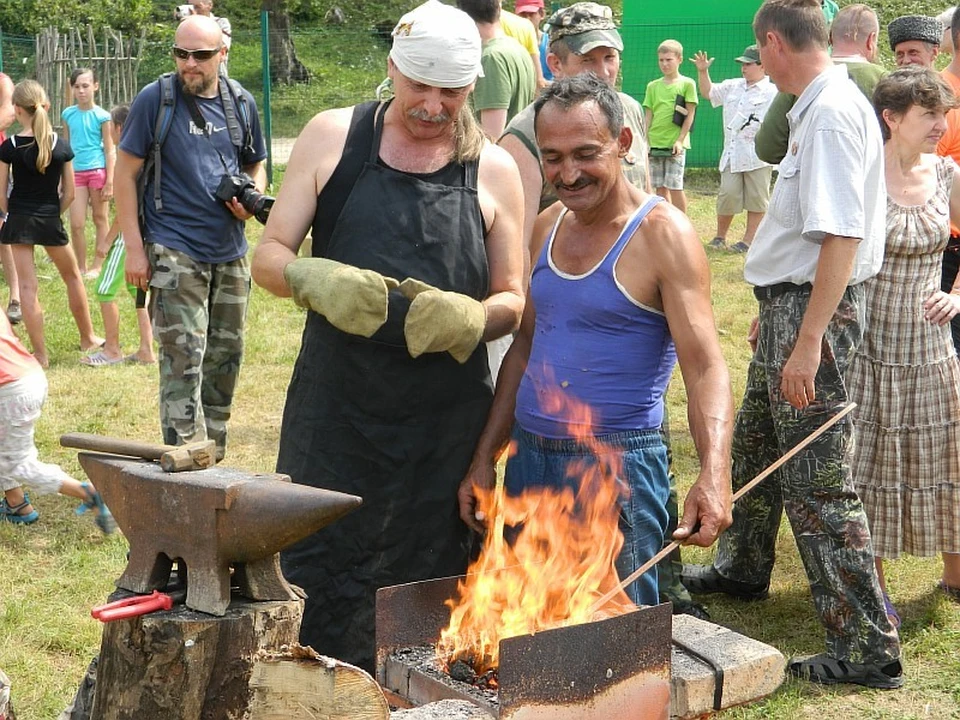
[172,46,221,61]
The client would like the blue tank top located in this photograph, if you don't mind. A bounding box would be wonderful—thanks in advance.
[515,196,677,439]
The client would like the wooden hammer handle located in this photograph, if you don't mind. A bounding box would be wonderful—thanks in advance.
[60,433,172,461]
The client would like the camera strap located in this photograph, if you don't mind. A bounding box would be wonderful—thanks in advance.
[183,90,232,175]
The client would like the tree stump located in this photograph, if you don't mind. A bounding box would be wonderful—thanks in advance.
[92,595,303,720]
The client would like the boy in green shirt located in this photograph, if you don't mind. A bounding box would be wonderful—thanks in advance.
[643,39,698,213]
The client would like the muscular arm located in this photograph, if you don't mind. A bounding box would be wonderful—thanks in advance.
[646,206,734,546]
[251,108,351,296]
[497,132,543,279]
[458,204,561,531]
[477,142,525,340]
[114,149,149,286]
[780,234,858,410]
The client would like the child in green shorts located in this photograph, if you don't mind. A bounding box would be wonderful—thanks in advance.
[81,105,155,367]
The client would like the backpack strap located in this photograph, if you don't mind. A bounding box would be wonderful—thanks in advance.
[219,71,254,158]
[143,72,178,214]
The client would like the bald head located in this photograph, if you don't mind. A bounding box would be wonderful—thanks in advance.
[175,14,223,48]
[829,3,879,62]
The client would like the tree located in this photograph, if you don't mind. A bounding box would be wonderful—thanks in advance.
[263,0,309,84]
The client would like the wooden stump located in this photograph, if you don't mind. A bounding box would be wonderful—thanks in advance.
[92,595,303,720]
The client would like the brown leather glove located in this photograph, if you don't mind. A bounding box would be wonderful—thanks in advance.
[284,258,399,338]
[399,278,486,363]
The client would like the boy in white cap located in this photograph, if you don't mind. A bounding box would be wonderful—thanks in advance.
[251,0,525,672]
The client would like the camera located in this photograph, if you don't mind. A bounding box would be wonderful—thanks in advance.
[174,4,195,20]
[215,173,275,225]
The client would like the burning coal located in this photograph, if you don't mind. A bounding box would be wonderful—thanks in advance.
[437,390,637,678]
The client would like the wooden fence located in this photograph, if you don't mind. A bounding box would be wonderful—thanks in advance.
[35,26,145,124]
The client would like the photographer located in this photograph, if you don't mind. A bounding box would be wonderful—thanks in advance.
[114,14,266,460]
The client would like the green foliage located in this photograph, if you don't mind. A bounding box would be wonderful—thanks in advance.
[0,0,154,35]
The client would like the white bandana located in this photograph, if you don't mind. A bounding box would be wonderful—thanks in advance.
[389,0,483,89]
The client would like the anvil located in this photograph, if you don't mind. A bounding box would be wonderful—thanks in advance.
[78,453,362,616]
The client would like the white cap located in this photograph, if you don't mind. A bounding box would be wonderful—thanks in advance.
[389,0,483,88]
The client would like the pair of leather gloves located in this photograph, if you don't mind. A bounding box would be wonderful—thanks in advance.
[284,258,485,364]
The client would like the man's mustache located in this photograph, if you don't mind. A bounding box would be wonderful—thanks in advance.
[407,109,451,124]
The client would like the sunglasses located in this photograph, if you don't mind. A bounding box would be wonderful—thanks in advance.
[171,46,221,61]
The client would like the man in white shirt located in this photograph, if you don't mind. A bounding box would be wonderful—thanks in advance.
[692,44,777,252]
[682,0,903,691]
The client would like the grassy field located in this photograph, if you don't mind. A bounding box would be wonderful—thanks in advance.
[0,184,958,718]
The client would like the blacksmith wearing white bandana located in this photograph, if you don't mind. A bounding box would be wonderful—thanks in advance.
[252,0,526,672]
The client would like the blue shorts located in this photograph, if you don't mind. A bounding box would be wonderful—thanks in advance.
[504,426,670,606]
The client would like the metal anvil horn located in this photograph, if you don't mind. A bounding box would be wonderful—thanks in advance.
[78,453,362,616]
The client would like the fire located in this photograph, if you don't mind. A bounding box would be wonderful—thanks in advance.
[437,389,637,677]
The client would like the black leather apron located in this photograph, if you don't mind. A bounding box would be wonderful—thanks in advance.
[278,102,492,671]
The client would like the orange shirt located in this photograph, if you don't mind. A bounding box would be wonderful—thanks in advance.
[0,311,40,386]
[937,69,960,236]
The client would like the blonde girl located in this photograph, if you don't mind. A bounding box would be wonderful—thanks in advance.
[61,67,114,277]
[0,80,102,367]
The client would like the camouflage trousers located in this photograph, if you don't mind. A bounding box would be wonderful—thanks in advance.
[148,244,250,457]
[714,284,899,664]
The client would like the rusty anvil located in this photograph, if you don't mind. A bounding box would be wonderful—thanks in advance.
[76,453,362,616]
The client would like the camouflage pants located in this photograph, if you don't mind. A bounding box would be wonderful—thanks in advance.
[714,284,899,664]
[148,244,250,457]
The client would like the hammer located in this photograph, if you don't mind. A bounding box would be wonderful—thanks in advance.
[60,433,217,472]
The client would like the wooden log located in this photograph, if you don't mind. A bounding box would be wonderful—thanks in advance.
[247,645,390,719]
[92,595,303,720]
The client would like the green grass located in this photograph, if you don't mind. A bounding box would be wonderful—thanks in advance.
[1,188,958,718]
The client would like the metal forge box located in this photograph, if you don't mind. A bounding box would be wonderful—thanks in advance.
[377,575,672,720]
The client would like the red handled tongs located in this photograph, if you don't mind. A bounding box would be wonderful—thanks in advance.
[91,587,186,623]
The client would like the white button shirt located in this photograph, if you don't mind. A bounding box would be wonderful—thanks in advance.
[709,75,778,173]
[744,64,886,288]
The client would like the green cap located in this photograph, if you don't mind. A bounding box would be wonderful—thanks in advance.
[735,45,760,64]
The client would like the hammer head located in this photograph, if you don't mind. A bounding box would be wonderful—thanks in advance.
[159,440,217,472]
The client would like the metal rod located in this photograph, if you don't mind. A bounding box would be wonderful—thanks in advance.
[588,401,857,614]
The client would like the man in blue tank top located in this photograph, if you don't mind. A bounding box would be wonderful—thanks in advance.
[459,74,734,606]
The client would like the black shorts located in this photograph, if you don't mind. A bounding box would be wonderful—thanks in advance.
[0,212,69,247]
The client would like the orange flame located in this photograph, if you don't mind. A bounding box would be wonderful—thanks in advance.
[437,388,636,676]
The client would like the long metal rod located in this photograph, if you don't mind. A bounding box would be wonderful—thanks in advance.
[588,401,857,614]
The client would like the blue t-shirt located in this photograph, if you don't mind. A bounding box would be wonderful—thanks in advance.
[120,78,267,264]
[61,105,110,172]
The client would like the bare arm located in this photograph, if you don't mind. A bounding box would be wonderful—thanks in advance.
[114,149,149,287]
[251,108,352,296]
[0,75,14,134]
[643,108,653,142]
[477,142,525,340]
[0,161,9,216]
[673,103,697,155]
[101,119,116,199]
[480,108,508,141]
[780,234,858,410]
[458,204,561,531]
[60,161,76,214]
[922,163,960,325]
[647,206,733,546]
[498,132,543,279]
[691,51,715,99]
